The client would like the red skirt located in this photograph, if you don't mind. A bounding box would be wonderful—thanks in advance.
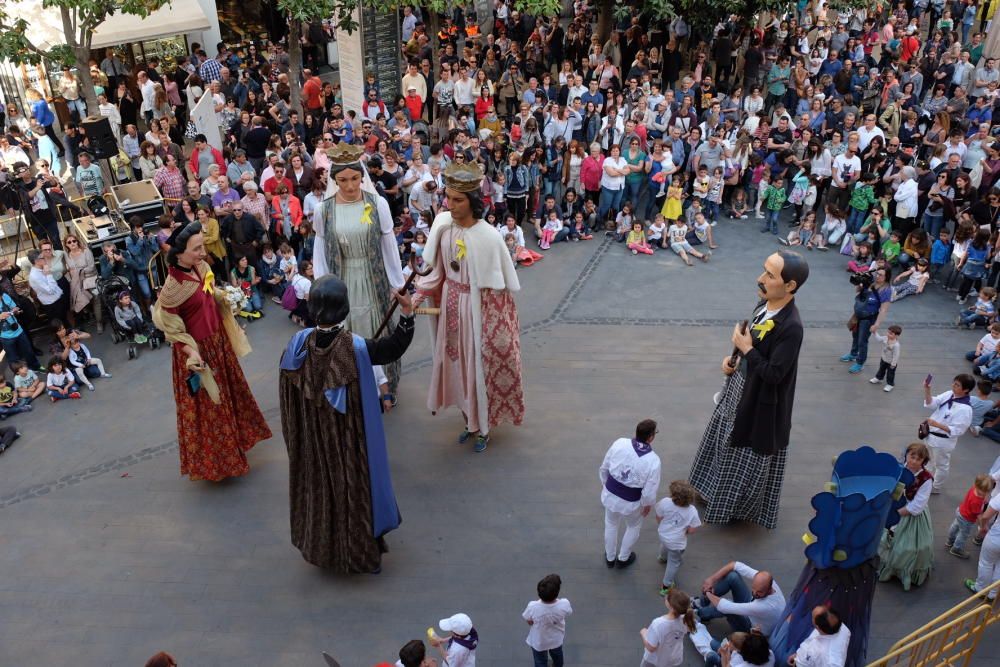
[170,329,271,481]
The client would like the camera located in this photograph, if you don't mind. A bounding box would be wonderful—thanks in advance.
[849,271,874,289]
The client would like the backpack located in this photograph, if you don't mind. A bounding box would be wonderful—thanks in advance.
[281,283,299,311]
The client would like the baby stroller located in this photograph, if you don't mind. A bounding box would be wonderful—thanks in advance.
[97,276,163,359]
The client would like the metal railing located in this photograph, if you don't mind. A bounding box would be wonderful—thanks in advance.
[865,580,1000,667]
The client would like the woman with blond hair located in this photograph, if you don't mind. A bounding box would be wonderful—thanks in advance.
[62,231,103,332]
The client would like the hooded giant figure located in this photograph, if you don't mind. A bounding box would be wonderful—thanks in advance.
[278,275,414,573]
[689,251,809,529]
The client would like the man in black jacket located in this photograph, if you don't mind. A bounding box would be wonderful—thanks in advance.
[690,251,809,529]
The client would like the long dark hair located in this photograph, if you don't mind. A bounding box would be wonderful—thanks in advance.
[462,188,487,220]
[166,221,203,267]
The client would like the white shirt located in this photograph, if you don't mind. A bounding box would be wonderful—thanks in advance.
[641,615,687,667]
[28,266,63,305]
[139,79,156,113]
[856,125,885,153]
[444,641,474,667]
[832,153,861,188]
[979,333,1000,355]
[496,224,525,248]
[522,598,573,651]
[794,625,852,667]
[985,494,1000,540]
[732,649,776,667]
[599,437,661,514]
[454,77,476,106]
[655,498,701,550]
[893,178,919,218]
[599,156,628,190]
[924,391,973,449]
[715,562,786,638]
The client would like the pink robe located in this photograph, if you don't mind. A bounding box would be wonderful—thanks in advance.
[417,217,524,434]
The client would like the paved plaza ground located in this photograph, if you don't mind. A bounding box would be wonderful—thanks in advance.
[1,216,999,666]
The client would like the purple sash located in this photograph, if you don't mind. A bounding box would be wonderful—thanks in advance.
[604,475,642,502]
[449,628,479,651]
[632,439,652,457]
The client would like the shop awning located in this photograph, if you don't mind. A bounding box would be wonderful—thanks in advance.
[90,0,211,49]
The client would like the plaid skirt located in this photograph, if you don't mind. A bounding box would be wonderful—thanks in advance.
[689,368,788,529]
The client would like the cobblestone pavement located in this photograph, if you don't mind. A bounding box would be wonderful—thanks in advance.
[0,217,998,666]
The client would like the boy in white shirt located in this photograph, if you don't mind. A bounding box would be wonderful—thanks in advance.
[966,321,1000,368]
[868,325,902,392]
[655,480,702,596]
[522,574,573,667]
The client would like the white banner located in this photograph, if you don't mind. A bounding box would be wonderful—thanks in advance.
[188,89,223,152]
[335,6,365,122]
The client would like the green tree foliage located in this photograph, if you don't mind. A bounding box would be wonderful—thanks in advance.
[0,0,169,108]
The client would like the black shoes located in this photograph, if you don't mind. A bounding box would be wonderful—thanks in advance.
[605,556,615,568]
[616,552,637,569]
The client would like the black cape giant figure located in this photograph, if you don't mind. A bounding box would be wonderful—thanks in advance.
[278,275,414,573]
[689,251,808,529]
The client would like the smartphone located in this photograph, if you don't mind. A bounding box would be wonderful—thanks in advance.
[186,371,202,396]
[925,373,933,385]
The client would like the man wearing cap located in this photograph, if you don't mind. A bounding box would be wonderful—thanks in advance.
[279,275,415,573]
[401,62,428,116]
[13,162,63,250]
[430,613,477,666]
[412,163,524,453]
[599,419,662,569]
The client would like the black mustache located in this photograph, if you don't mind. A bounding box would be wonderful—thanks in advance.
[757,282,766,293]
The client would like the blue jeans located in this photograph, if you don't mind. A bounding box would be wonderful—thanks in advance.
[65,97,87,119]
[0,332,41,371]
[48,384,79,400]
[696,570,753,634]
[847,207,867,234]
[960,309,989,328]
[532,646,564,667]
[922,212,945,240]
[966,350,995,365]
[850,316,875,365]
[133,272,152,301]
[0,399,30,418]
[703,200,720,222]
[624,179,644,211]
[543,179,565,207]
[598,186,624,223]
[760,209,779,234]
[948,510,977,551]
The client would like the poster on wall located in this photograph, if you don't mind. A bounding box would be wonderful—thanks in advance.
[188,89,223,151]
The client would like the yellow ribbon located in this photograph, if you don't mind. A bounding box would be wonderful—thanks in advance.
[751,319,775,340]
[360,203,374,225]
[455,238,467,261]
[202,269,215,295]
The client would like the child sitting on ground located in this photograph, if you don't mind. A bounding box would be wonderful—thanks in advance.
[966,321,1000,369]
[259,243,284,296]
[968,380,997,436]
[688,213,719,250]
[612,203,634,243]
[727,188,749,220]
[667,218,709,266]
[882,230,903,265]
[956,286,997,329]
[65,329,111,391]
[847,241,876,273]
[809,204,847,250]
[641,589,697,667]
[11,361,44,403]
[539,209,564,250]
[627,221,654,255]
[891,258,931,301]
[949,474,995,559]
[781,211,816,247]
[655,480,701,595]
[46,358,81,401]
[0,374,32,419]
[647,214,667,249]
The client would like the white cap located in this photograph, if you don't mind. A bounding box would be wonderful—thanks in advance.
[439,613,472,636]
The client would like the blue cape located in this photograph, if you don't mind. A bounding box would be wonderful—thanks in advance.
[281,328,401,538]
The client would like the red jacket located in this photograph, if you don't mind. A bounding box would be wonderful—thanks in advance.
[188,146,225,179]
[580,155,605,192]
[270,194,303,235]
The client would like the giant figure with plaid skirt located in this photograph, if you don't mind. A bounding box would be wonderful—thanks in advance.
[413,162,525,453]
[689,252,808,529]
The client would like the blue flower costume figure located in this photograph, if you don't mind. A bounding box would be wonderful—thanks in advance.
[770,446,914,667]
[278,275,415,574]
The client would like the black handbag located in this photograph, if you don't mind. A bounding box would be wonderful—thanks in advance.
[917,420,930,439]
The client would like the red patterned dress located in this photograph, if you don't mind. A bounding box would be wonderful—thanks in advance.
[157,265,271,481]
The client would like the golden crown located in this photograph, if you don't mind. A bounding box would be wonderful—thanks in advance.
[325,142,365,166]
[443,162,484,193]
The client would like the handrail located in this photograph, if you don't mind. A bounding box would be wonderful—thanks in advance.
[865,605,992,667]
[888,579,1000,651]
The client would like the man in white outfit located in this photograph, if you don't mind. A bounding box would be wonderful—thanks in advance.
[789,606,851,667]
[599,419,661,569]
[923,374,974,493]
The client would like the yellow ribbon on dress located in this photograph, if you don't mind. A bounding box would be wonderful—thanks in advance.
[751,319,775,340]
[361,203,374,225]
[202,269,215,295]
[455,238,467,261]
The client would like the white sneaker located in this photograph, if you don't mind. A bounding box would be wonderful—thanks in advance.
[972,425,982,436]
[884,384,893,392]
[86,384,95,391]
[101,373,112,378]
[755,213,765,219]
[740,214,748,219]
[869,377,881,384]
